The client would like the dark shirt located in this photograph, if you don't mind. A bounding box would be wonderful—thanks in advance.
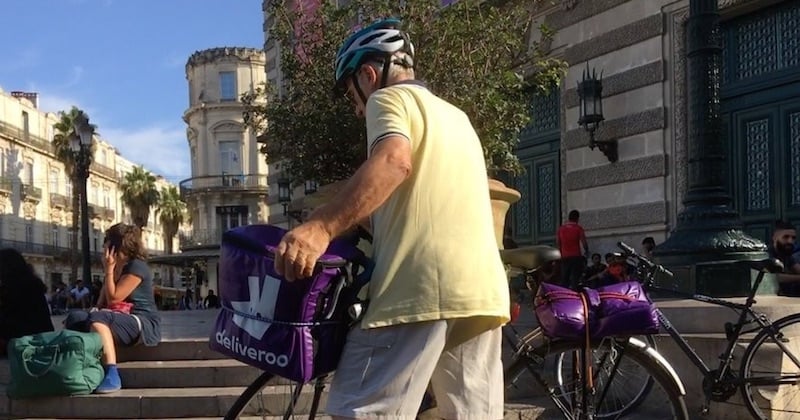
[768,247,800,296]
[204,294,221,309]
[123,259,161,346]
[0,276,54,355]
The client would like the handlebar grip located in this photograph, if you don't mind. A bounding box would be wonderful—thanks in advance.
[617,242,636,255]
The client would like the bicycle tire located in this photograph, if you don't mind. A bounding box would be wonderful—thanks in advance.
[740,312,800,420]
[554,335,656,418]
[225,371,324,419]
[505,338,688,419]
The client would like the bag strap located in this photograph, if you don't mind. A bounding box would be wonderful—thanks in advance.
[21,345,60,378]
[580,292,594,393]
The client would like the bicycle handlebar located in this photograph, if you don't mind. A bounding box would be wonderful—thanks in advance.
[616,241,674,279]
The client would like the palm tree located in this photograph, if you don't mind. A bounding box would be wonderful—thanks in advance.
[156,186,186,254]
[120,166,160,229]
[52,107,96,282]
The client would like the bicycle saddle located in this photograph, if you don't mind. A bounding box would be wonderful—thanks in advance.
[743,258,784,273]
[500,245,561,271]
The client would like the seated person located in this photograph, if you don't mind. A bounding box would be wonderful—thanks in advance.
[0,248,55,356]
[769,220,800,296]
[64,223,161,393]
[69,279,92,309]
[592,253,633,288]
[582,253,607,286]
[203,289,221,309]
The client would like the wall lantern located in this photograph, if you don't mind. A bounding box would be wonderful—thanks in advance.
[277,178,291,215]
[577,65,617,163]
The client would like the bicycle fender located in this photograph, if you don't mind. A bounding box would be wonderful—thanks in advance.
[627,336,687,395]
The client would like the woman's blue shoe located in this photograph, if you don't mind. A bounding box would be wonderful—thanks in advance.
[94,369,122,394]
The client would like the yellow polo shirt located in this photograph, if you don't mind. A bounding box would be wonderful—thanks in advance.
[361,82,510,340]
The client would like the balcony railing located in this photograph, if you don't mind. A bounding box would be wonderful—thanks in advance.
[179,173,268,198]
[89,204,116,221]
[0,120,54,153]
[49,192,70,208]
[90,162,116,179]
[179,229,223,250]
[21,183,42,202]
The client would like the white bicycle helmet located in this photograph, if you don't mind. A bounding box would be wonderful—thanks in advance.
[334,18,415,91]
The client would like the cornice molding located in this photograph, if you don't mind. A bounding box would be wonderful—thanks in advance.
[186,47,265,70]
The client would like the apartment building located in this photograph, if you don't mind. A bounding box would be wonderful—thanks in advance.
[0,88,180,289]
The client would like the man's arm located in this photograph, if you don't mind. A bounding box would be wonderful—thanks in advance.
[275,136,412,281]
[308,136,411,239]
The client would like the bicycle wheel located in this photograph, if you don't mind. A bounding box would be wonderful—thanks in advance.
[505,338,688,419]
[741,312,800,420]
[554,335,656,418]
[224,371,327,419]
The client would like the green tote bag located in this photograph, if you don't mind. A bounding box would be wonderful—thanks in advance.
[7,330,105,398]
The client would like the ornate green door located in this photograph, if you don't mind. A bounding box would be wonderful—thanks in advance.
[512,88,561,246]
[721,1,800,243]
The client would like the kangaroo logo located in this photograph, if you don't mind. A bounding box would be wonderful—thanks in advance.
[230,274,281,340]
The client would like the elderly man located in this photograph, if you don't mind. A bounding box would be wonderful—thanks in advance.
[274,18,509,420]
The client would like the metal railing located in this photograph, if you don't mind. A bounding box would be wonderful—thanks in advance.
[49,192,70,208]
[0,120,54,153]
[179,228,223,249]
[179,173,268,197]
[90,162,116,179]
[21,183,42,201]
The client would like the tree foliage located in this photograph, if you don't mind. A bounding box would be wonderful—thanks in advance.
[156,185,186,254]
[243,0,566,184]
[120,166,160,229]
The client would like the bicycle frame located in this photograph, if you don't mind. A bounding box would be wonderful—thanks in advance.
[633,253,800,398]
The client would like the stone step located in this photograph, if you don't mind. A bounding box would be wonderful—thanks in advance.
[5,385,317,419]
[117,339,226,362]
[118,359,263,388]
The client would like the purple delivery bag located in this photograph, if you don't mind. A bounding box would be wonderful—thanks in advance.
[534,281,658,340]
[209,224,370,383]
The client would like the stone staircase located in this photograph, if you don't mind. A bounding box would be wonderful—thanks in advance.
[0,311,550,419]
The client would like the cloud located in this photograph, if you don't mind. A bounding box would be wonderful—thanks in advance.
[101,125,190,183]
[37,92,87,115]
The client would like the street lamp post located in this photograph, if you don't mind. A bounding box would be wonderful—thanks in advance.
[654,0,766,296]
[70,114,94,285]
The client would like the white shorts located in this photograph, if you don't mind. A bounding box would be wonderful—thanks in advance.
[325,319,504,420]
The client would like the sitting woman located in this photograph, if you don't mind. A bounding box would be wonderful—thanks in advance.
[0,248,55,356]
[64,223,161,393]
[592,253,633,288]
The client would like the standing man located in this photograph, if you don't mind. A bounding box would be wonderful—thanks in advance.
[556,209,589,289]
[769,220,800,296]
[273,18,509,419]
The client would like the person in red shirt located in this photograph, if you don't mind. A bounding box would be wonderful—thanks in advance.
[556,209,589,289]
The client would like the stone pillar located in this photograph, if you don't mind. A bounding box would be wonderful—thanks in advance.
[654,0,768,297]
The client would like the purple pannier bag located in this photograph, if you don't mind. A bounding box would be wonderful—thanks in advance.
[534,281,659,340]
[209,224,370,383]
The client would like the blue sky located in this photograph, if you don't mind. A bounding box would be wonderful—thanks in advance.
[0,0,264,183]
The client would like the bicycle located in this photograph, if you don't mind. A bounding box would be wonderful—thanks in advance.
[500,245,688,419]
[610,241,796,419]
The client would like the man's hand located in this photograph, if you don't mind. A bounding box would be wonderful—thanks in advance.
[274,220,332,281]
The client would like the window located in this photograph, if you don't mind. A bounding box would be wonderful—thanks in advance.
[52,225,59,248]
[66,178,73,199]
[22,111,29,139]
[92,182,99,204]
[219,140,241,176]
[49,168,59,193]
[219,71,236,101]
[93,229,100,251]
[103,187,111,208]
[25,223,33,243]
[67,229,74,247]
[24,160,33,185]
